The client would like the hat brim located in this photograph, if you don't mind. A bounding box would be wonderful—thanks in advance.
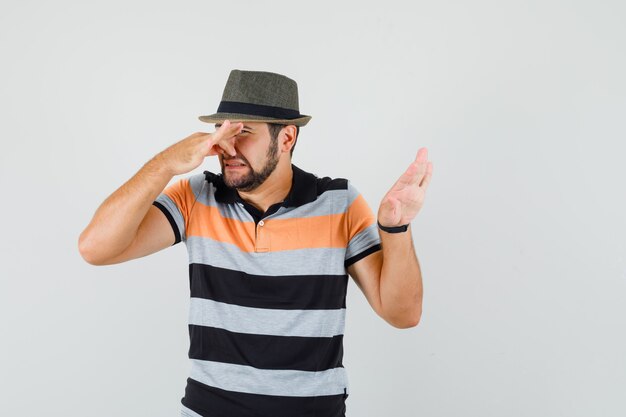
[198,112,311,127]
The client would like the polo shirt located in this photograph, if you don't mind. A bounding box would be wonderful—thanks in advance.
[152,163,382,417]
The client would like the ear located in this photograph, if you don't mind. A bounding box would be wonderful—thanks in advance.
[280,125,297,153]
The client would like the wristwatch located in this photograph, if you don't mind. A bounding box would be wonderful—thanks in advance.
[377,220,409,233]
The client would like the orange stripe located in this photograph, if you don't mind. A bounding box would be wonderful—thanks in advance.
[260,214,347,251]
[346,194,377,241]
[164,181,376,253]
[188,204,257,251]
[185,201,350,252]
[162,178,193,221]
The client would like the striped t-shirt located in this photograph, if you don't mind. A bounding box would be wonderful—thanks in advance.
[152,163,382,417]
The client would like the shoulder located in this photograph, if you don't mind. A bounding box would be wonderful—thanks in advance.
[314,175,348,193]
[311,174,367,217]
[179,171,209,196]
[306,169,365,207]
[314,174,362,203]
[299,164,353,194]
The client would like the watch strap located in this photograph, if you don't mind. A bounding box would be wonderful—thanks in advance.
[377,220,409,233]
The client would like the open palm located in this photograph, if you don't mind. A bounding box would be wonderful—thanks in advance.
[377,147,433,227]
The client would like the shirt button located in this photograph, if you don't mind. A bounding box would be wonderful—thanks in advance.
[259,220,264,226]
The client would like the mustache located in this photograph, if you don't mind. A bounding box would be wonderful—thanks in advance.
[223,156,247,163]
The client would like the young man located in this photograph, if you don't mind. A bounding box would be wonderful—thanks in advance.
[78,69,432,417]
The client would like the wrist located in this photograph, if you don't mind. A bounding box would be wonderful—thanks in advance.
[148,153,175,177]
[377,220,409,233]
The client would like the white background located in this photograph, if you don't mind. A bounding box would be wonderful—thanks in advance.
[1,0,625,416]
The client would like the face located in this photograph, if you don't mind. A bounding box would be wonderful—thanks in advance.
[215,121,281,192]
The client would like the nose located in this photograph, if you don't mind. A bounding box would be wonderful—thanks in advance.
[220,135,240,155]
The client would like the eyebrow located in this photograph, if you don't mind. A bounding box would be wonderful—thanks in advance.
[215,123,254,131]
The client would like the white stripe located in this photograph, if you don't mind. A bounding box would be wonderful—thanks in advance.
[189,297,345,337]
[180,404,203,417]
[189,359,349,397]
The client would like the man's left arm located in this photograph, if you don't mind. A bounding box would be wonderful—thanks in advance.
[347,148,433,329]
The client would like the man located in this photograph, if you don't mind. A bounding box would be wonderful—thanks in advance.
[78,69,433,417]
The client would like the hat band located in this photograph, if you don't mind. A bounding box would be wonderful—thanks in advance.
[217,101,301,120]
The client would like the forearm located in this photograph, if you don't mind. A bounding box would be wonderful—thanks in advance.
[78,153,173,262]
[379,224,423,327]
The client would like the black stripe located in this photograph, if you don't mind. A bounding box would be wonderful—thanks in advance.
[316,176,348,194]
[217,101,301,119]
[152,201,181,245]
[344,243,382,268]
[182,377,347,417]
[188,324,344,371]
[189,263,348,310]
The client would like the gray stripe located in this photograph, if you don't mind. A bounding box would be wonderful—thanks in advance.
[346,180,360,206]
[194,184,349,220]
[269,189,346,219]
[188,178,253,222]
[346,223,381,259]
[189,297,346,337]
[213,195,255,223]
[187,236,348,276]
[154,193,186,242]
[189,359,349,397]
[187,172,209,199]
[180,405,203,417]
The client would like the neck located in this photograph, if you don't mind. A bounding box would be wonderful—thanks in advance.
[236,158,293,213]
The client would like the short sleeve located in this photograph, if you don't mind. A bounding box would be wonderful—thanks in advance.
[344,180,382,268]
[152,177,192,245]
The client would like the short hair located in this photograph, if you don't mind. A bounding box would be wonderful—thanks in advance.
[267,123,299,157]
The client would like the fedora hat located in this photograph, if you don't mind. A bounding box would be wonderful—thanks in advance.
[198,69,312,127]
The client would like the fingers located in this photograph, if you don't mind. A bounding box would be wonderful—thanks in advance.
[395,148,430,188]
[414,147,427,163]
[410,148,429,186]
[394,160,422,188]
[419,161,433,189]
[413,147,427,175]
[395,162,418,187]
[209,120,242,157]
[415,147,432,189]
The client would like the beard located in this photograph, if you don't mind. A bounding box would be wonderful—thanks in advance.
[221,139,280,192]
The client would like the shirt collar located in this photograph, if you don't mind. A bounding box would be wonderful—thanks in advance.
[205,163,318,208]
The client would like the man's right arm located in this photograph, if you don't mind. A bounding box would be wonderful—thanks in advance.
[78,121,244,266]
[78,153,176,265]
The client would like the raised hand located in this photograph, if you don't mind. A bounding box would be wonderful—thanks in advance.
[158,120,243,176]
[377,147,433,227]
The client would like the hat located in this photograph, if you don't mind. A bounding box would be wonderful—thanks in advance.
[198,69,312,127]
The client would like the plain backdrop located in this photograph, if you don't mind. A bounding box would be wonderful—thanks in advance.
[1,0,625,416]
